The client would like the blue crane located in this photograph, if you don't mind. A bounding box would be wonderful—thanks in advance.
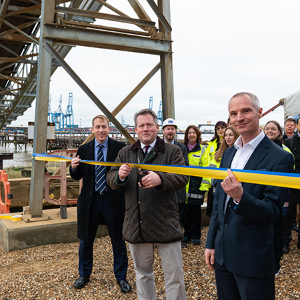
[157,101,163,126]
[64,92,74,130]
[149,96,153,110]
[52,94,64,131]
[48,95,52,122]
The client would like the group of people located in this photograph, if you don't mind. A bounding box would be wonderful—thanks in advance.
[70,92,296,300]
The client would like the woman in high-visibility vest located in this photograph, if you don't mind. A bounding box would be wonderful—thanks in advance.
[204,126,239,216]
[181,125,206,246]
[200,121,227,192]
[264,120,294,272]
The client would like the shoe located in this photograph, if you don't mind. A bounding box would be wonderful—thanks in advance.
[74,276,90,289]
[117,279,131,293]
[283,243,289,253]
[292,225,298,232]
[181,237,190,244]
[193,239,201,245]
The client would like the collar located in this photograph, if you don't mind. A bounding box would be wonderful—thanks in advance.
[140,139,157,150]
[95,137,108,148]
[164,138,174,144]
[130,136,166,152]
[297,132,300,138]
[234,129,265,150]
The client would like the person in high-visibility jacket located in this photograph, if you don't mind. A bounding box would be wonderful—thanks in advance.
[181,125,206,246]
[265,120,295,270]
[202,126,239,217]
[200,121,227,192]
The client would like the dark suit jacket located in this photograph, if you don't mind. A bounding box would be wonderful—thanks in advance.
[70,138,126,242]
[206,136,294,278]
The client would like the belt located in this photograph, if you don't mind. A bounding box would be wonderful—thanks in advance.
[95,191,107,195]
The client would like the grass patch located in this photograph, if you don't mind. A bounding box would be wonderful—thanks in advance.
[4,166,23,178]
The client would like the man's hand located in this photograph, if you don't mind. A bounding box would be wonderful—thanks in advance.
[221,169,243,202]
[71,155,81,170]
[205,248,215,270]
[119,164,132,180]
[139,171,161,189]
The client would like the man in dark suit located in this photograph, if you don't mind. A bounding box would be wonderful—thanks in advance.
[205,92,293,300]
[70,115,130,293]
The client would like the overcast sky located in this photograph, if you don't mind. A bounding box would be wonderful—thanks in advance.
[11,0,300,130]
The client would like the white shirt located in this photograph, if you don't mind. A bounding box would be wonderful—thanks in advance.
[140,140,157,153]
[224,130,265,214]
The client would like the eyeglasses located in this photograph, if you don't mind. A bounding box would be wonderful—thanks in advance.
[216,126,226,131]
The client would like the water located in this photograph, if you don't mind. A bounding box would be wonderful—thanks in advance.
[0,133,214,169]
[0,144,33,168]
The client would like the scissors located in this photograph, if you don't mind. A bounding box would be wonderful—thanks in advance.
[134,157,148,187]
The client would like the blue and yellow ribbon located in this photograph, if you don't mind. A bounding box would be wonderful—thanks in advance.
[33,153,300,189]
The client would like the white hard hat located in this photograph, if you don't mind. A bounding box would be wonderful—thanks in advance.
[162,118,178,129]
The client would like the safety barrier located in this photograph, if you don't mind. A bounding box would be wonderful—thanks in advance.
[44,150,79,219]
[0,170,13,214]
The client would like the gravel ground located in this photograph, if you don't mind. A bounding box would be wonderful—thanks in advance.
[0,227,299,299]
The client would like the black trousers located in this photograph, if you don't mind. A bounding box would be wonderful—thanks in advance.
[283,188,300,244]
[181,204,201,240]
[215,261,275,300]
[78,193,128,280]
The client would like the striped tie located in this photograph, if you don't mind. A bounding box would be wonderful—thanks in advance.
[144,145,150,154]
[96,144,106,193]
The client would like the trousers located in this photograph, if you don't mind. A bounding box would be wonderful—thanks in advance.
[129,241,186,300]
[78,193,128,281]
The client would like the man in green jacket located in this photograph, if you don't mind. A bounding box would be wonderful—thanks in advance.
[107,109,188,300]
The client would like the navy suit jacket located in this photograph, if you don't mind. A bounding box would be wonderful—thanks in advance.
[70,138,126,242]
[206,136,294,278]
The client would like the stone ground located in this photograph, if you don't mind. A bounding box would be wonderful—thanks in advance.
[0,227,299,299]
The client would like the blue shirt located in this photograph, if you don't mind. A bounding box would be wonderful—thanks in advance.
[94,137,108,191]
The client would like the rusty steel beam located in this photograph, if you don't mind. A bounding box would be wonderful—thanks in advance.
[0,0,11,31]
[2,20,39,44]
[0,20,36,37]
[44,23,171,55]
[94,0,147,32]
[43,41,135,144]
[0,53,38,64]
[128,0,157,37]
[146,0,171,33]
[63,20,150,37]
[112,63,161,116]
[56,6,156,27]
[6,4,41,17]
[158,0,174,119]
[30,0,55,218]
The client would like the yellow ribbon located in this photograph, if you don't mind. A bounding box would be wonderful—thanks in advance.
[33,153,300,189]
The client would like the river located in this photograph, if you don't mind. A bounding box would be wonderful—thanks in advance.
[1,133,214,168]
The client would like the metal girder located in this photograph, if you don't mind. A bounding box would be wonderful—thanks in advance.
[3,20,39,44]
[146,0,171,33]
[128,0,157,37]
[112,63,161,116]
[62,20,150,37]
[0,0,11,31]
[6,4,41,17]
[158,0,174,119]
[56,6,156,28]
[44,23,172,55]
[30,0,55,218]
[43,41,135,144]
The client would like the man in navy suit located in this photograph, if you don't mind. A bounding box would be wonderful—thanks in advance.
[205,92,294,300]
[70,115,130,293]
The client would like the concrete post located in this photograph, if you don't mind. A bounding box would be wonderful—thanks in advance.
[29,0,55,217]
[159,0,175,120]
